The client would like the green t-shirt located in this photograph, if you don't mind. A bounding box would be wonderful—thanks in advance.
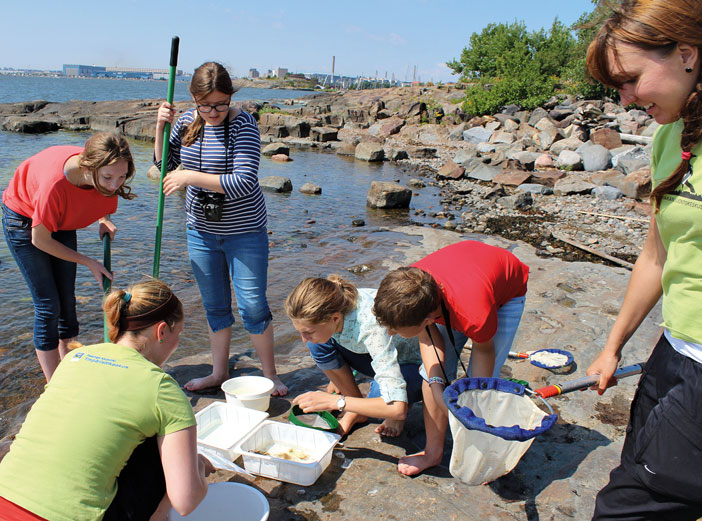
[651,120,702,343]
[0,343,195,521]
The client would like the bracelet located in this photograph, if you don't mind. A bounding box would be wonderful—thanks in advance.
[428,376,446,386]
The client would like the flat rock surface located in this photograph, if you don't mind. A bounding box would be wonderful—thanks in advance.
[169,226,661,521]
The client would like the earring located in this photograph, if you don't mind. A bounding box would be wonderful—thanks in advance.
[159,339,164,343]
[686,67,693,73]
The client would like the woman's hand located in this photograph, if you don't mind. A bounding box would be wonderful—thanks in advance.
[157,102,176,129]
[98,217,117,241]
[87,257,113,286]
[198,454,216,478]
[586,349,622,395]
[163,170,192,195]
[293,391,337,413]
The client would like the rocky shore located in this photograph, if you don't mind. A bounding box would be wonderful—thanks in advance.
[0,85,653,267]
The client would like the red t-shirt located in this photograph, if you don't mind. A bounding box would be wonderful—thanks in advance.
[412,241,529,343]
[0,496,46,521]
[2,146,118,232]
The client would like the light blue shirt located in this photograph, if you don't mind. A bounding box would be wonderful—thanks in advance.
[333,288,421,403]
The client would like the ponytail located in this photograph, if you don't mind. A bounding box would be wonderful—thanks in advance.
[284,275,358,324]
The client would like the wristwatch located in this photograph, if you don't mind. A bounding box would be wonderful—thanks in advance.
[336,395,346,412]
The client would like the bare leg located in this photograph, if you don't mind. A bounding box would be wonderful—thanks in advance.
[375,418,405,437]
[36,349,61,382]
[323,366,366,435]
[58,337,74,358]
[326,380,340,394]
[250,323,288,396]
[398,380,446,476]
[184,326,232,392]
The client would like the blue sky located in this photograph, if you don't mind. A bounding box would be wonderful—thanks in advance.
[3,0,596,82]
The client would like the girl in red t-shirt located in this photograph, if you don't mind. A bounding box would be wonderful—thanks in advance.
[2,132,135,381]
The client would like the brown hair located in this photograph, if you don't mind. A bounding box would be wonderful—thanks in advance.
[79,132,136,200]
[181,62,238,147]
[372,267,439,328]
[103,279,184,343]
[585,0,702,209]
[284,275,358,324]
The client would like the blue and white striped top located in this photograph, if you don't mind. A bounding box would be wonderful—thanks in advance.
[159,108,267,235]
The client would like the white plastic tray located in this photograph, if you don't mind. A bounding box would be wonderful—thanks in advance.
[236,420,341,486]
[195,401,269,460]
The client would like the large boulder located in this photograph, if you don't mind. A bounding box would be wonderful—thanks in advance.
[2,117,59,133]
[355,142,385,162]
[578,143,612,171]
[463,126,494,144]
[554,175,597,195]
[259,175,292,193]
[366,181,412,209]
[310,127,338,142]
[261,143,290,156]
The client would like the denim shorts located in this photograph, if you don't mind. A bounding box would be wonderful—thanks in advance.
[420,294,526,380]
[2,204,79,350]
[307,337,423,404]
[186,226,272,334]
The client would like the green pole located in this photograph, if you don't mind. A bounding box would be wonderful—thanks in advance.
[102,234,112,342]
[153,36,180,279]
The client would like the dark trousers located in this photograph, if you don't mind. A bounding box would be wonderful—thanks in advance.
[592,334,702,521]
[103,437,166,521]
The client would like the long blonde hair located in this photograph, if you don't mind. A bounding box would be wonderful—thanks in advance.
[586,0,702,209]
[284,275,358,324]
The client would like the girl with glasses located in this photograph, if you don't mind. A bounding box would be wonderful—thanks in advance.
[154,61,287,396]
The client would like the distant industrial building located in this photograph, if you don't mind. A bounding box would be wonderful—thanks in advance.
[62,64,188,81]
[248,68,259,79]
[274,67,288,78]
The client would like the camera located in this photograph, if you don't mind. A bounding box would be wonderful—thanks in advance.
[198,192,225,222]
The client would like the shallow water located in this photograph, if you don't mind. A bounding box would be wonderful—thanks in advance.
[0,129,441,439]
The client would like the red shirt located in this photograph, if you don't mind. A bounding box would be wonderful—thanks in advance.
[3,146,118,232]
[0,496,46,521]
[412,241,529,343]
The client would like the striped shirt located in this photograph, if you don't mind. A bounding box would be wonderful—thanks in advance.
[159,108,267,234]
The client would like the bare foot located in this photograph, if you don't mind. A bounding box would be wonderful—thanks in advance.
[183,373,228,392]
[338,413,368,436]
[266,375,288,397]
[375,418,405,437]
[326,381,339,394]
[397,450,442,477]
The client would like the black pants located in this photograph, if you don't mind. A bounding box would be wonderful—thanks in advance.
[103,437,166,521]
[592,335,702,521]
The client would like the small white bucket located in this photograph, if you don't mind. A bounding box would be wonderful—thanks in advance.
[221,376,274,412]
[170,482,269,521]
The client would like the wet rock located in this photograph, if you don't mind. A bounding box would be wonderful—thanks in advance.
[2,117,60,133]
[261,143,290,156]
[355,142,385,162]
[406,146,437,159]
[259,175,292,192]
[299,182,321,194]
[335,143,357,156]
[271,154,292,162]
[366,181,411,209]
[310,127,338,142]
[351,219,365,227]
[386,148,408,161]
[407,178,426,189]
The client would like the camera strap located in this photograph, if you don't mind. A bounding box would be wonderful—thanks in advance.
[197,112,230,188]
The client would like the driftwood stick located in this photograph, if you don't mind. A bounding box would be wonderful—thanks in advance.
[576,210,649,223]
[619,133,652,145]
[550,229,635,270]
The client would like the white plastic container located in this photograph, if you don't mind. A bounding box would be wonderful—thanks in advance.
[221,376,275,411]
[195,401,269,460]
[236,420,341,486]
[170,482,269,521]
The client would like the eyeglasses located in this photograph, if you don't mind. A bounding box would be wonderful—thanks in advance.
[196,102,230,113]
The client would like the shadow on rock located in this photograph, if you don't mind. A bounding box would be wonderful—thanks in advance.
[489,422,610,520]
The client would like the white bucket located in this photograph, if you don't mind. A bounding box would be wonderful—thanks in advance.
[221,376,274,412]
[170,482,269,521]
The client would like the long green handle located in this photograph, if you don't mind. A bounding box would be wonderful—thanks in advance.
[153,35,180,279]
[102,234,112,342]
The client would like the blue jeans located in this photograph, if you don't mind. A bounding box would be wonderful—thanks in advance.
[420,294,526,380]
[2,204,79,351]
[186,227,272,334]
[307,337,423,404]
